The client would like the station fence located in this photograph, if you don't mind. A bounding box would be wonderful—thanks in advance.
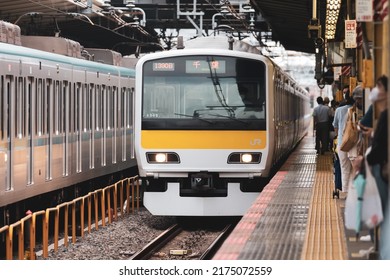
[0,175,140,260]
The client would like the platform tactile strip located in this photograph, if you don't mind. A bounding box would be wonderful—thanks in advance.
[213,136,348,260]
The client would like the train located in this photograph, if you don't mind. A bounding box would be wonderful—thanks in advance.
[134,35,311,216]
[0,21,137,222]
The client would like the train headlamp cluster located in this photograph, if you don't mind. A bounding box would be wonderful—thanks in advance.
[146,152,180,163]
[228,152,261,164]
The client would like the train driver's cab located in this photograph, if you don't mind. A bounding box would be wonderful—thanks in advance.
[234,83,264,119]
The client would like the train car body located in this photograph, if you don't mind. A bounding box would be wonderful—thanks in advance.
[135,36,311,216]
[0,35,136,209]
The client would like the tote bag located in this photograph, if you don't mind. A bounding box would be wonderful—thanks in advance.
[340,107,359,152]
[361,154,384,228]
[345,147,383,231]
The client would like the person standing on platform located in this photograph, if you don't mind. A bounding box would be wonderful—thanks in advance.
[313,96,331,155]
[361,75,389,259]
[366,75,388,216]
[339,85,351,107]
[332,87,359,192]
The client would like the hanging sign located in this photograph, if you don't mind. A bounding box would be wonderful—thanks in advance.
[345,20,357,48]
[356,0,373,21]
[334,66,342,80]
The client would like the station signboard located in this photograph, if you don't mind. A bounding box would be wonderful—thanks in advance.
[345,20,357,48]
[356,0,373,22]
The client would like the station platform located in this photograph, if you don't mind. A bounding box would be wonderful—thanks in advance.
[213,134,375,260]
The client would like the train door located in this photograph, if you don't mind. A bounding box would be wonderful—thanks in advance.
[89,83,95,170]
[102,84,108,167]
[45,78,53,181]
[27,77,35,186]
[51,80,64,179]
[75,82,82,173]
[119,86,125,163]
[33,78,46,185]
[0,75,14,193]
[69,81,81,174]
[123,86,134,162]
[94,84,103,168]
[105,84,114,166]
[80,82,91,172]
[14,76,28,189]
[112,85,118,165]
[63,80,70,177]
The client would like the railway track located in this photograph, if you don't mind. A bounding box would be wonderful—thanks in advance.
[130,222,237,260]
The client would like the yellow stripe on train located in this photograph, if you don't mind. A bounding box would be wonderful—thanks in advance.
[141,130,267,149]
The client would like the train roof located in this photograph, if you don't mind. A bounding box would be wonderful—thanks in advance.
[182,35,261,55]
[0,41,135,77]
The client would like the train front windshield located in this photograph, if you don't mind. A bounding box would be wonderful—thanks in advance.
[142,55,266,130]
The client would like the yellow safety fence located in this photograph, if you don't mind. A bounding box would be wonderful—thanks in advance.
[0,175,140,260]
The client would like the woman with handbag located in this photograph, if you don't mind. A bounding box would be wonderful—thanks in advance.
[332,86,363,193]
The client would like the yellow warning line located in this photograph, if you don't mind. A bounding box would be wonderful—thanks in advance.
[301,153,348,260]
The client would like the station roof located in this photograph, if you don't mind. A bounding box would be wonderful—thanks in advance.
[0,0,345,55]
[252,0,320,53]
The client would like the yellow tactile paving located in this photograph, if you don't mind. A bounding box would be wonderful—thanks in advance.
[301,153,348,260]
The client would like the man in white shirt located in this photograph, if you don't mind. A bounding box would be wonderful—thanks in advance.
[313,96,331,155]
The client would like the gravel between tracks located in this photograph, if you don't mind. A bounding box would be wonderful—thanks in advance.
[37,208,176,260]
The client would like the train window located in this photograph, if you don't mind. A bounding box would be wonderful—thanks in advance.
[14,77,25,138]
[102,85,107,132]
[142,56,266,130]
[26,78,33,138]
[101,84,107,166]
[88,84,93,132]
[75,83,82,132]
[126,88,133,129]
[5,78,10,142]
[95,84,101,131]
[45,79,52,136]
[113,86,118,130]
[82,83,88,132]
[107,86,112,130]
[120,87,126,129]
[54,81,59,134]
[36,79,43,136]
[69,81,75,133]
[60,81,67,134]
[107,86,115,130]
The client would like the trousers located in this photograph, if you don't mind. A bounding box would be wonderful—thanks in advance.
[315,122,329,154]
[338,148,353,192]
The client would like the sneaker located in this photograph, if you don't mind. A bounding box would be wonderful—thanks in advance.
[359,235,371,242]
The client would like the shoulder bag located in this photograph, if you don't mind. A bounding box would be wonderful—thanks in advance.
[340,107,359,152]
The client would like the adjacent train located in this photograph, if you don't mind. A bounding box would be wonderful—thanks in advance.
[0,21,136,218]
[135,35,311,216]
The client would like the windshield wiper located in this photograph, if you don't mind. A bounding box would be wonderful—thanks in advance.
[174,113,215,124]
[207,113,249,125]
[207,57,235,118]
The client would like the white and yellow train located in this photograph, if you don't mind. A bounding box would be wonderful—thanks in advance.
[135,36,311,216]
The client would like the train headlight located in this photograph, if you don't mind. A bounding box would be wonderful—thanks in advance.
[228,152,261,164]
[146,152,180,163]
[156,153,167,163]
[241,153,253,163]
